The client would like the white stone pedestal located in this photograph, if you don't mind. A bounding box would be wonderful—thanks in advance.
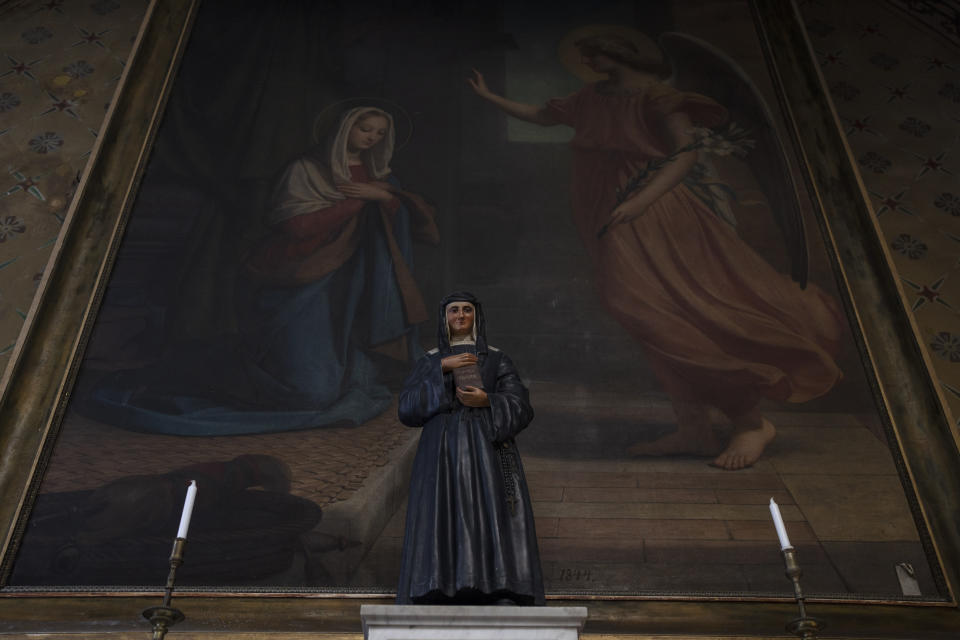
[360,605,588,640]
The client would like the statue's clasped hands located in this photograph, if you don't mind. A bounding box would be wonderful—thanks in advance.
[442,352,490,408]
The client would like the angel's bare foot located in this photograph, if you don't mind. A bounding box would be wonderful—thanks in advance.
[712,418,775,470]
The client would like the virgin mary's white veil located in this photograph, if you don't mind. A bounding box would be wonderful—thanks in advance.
[328,106,395,184]
[267,106,395,225]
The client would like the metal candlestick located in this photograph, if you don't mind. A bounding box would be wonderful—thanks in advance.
[142,537,187,639]
[781,547,825,639]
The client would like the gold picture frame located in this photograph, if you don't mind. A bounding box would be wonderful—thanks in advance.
[0,0,959,636]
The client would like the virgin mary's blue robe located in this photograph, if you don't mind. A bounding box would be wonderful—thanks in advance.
[82,171,436,436]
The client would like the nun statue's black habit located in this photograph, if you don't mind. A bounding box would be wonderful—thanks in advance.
[396,292,544,605]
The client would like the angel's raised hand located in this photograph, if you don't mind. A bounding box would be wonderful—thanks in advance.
[467,69,491,97]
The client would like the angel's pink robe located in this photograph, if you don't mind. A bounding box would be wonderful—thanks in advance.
[546,82,843,416]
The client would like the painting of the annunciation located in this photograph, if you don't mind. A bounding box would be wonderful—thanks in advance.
[5,0,945,602]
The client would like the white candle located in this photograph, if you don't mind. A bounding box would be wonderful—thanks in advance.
[176,480,198,539]
[769,498,792,550]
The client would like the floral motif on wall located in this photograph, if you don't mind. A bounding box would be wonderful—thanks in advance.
[931,332,960,363]
[0,0,150,359]
[0,216,27,242]
[859,151,892,173]
[28,132,64,154]
[21,26,53,45]
[941,83,960,102]
[891,233,928,259]
[801,2,960,429]
[935,192,960,216]
[0,93,21,112]
[62,60,94,78]
[899,117,932,137]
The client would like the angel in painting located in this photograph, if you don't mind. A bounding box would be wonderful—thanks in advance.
[470,26,843,470]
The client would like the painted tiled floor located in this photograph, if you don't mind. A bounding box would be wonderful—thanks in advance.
[353,409,935,599]
[39,402,417,508]
[32,381,936,598]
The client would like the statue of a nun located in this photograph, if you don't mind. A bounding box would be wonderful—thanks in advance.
[396,291,544,605]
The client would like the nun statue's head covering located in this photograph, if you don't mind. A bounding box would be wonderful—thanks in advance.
[437,291,487,356]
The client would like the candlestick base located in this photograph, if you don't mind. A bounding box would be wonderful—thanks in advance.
[786,615,825,640]
[780,547,825,640]
[142,537,188,638]
[143,605,184,640]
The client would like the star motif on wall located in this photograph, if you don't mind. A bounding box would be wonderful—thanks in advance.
[919,285,940,302]
[902,275,952,311]
[0,56,42,81]
[942,383,960,405]
[3,171,45,200]
[912,151,953,179]
[859,23,882,38]
[885,84,910,102]
[843,115,880,136]
[72,28,110,48]
[818,49,844,66]
[39,91,79,118]
[925,56,954,71]
[869,189,913,216]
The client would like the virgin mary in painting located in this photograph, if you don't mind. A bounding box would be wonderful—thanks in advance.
[84,106,438,436]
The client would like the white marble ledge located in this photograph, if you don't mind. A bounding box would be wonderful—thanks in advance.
[361,604,589,640]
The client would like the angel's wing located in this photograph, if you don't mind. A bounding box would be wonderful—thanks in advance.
[659,31,808,288]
